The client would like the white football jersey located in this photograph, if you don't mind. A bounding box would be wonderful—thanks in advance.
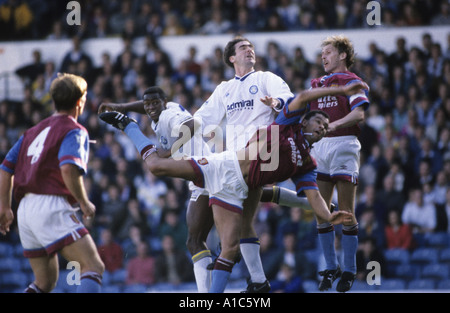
[152,102,210,159]
[194,70,294,152]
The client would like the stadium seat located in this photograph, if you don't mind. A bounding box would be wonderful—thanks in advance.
[122,284,148,293]
[421,263,450,280]
[0,242,13,256]
[0,256,22,271]
[302,279,319,293]
[384,249,410,264]
[350,280,378,292]
[425,232,450,249]
[440,248,450,264]
[407,279,435,290]
[102,285,122,293]
[380,278,406,291]
[1,272,28,288]
[436,279,450,290]
[110,268,127,285]
[395,263,421,280]
[410,248,439,265]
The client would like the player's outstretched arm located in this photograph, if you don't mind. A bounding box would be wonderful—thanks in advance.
[0,169,14,235]
[288,81,368,112]
[304,189,353,225]
[98,100,146,115]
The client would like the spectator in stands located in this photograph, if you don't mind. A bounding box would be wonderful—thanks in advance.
[200,9,231,35]
[97,228,124,273]
[158,208,188,252]
[270,263,305,293]
[384,210,415,250]
[402,187,437,234]
[154,235,194,285]
[59,36,93,76]
[125,240,155,286]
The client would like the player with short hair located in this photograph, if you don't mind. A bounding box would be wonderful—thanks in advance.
[99,80,366,292]
[308,35,370,292]
[98,85,314,293]
[193,36,297,293]
[0,73,104,293]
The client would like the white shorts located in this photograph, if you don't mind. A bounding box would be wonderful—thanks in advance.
[310,136,360,184]
[188,182,209,202]
[17,194,89,258]
[189,150,248,213]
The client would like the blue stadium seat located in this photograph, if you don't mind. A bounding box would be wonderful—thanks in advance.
[395,263,421,280]
[425,232,450,248]
[350,280,378,292]
[407,278,435,290]
[0,243,13,256]
[380,278,406,291]
[102,285,122,293]
[302,279,319,293]
[384,249,410,264]
[0,256,22,271]
[436,279,450,290]
[1,272,28,288]
[122,284,148,293]
[410,248,439,265]
[110,268,127,285]
[421,263,450,280]
[440,248,450,264]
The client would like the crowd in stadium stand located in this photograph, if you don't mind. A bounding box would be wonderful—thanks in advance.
[0,0,449,292]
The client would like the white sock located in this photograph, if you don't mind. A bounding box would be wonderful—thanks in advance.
[192,250,212,293]
[240,239,267,283]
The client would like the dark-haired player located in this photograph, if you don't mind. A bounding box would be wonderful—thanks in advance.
[99,81,366,292]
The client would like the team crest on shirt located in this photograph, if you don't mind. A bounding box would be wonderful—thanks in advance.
[197,158,209,165]
[160,136,168,145]
[249,85,258,94]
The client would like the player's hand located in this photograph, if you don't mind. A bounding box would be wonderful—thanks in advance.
[260,96,281,110]
[328,210,353,225]
[80,200,96,221]
[0,208,14,235]
[343,81,369,96]
[98,102,123,114]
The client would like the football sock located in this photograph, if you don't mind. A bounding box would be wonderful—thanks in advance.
[76,271,102,293]
[317,223,338,270]
[240,238,266,283]
[24,282,44,293]
[192,250,212,293]
[123,123,154,155]
[342,224,358,274]
[209,257,234,293]
[274,186,313,209]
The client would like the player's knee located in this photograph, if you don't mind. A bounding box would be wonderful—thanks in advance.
[147,161,165,177]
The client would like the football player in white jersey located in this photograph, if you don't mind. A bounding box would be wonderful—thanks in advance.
[193,36,296,293]
[99,82,311,292]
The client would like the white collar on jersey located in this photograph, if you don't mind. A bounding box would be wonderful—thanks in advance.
[234,70,256,81]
